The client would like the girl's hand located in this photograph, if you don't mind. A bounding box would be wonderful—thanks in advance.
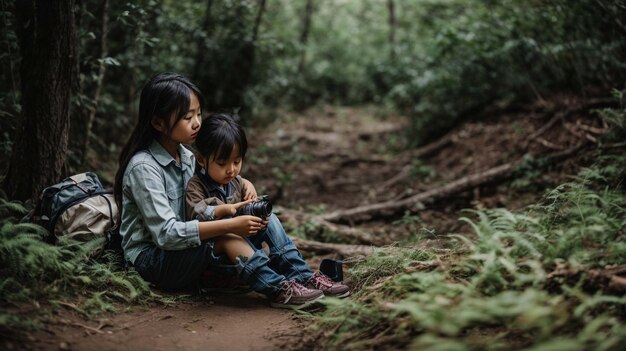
[229,215,263,237]
[242,178,258,200]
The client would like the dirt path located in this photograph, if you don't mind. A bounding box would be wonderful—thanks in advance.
[25,294,302,351]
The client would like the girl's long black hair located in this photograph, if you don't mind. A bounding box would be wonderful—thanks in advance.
[114,72,204,209]
[194,113,248,166]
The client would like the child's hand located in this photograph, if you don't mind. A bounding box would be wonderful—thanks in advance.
[215,200,253,219]
[229,215,263,237]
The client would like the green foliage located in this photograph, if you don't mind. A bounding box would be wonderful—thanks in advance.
[311,153,626,350]
[4,0,624,173]
[383,0,626,144]
[596,89,626,143]
[0,197,160,331]
[347,246,434,292]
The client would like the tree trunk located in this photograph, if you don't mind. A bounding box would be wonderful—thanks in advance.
[387,0,396,60]
[3,0,77,202]
[298,0,314,73]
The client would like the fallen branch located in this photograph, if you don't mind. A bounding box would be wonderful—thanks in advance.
[321,162,518,224]
[321,144,584,224]
[537,137,565,150]
[290,237,374,257]
[524,110,566,148]
[546,263,626,294]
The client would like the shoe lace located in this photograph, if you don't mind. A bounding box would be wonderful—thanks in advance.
[280,280,308,301]
[311,272,334,288]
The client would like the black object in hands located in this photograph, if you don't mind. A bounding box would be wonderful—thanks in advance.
[235,195,273,218]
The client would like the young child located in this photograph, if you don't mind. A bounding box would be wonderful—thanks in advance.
[185,113,351,305]
[114,72,327,308]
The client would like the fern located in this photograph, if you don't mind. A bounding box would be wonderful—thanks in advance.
[311,152,626,350]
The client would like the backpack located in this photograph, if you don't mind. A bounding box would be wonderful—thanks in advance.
[29,172,122,255]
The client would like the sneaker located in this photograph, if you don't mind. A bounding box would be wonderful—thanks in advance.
[305,271,351,298]
[270,279,324,309]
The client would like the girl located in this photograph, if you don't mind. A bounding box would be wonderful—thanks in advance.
[186,113,351,305]
[113,72,325,308]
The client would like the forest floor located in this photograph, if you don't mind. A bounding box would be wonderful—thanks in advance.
[13,98,603,350]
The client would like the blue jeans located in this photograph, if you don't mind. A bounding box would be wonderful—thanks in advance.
[134,214,313,297]
[134,239,231,292]
[247,214,313,283]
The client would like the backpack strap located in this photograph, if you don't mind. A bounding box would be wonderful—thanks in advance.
[99,193,115,230]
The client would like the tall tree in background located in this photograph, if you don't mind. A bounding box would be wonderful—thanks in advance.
[3,0,77,202]
[387,0,396,60]
[193,0,214,82]
[298,0,314,73]
[197,0,266,111]
[220,0,266,110]
[70,0,110,166]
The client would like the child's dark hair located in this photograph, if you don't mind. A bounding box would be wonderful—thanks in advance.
[195,113,248,162]
[114,72,204,208]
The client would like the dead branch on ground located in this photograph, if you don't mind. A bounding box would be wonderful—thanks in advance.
[320,144,585,224]
[525,99,615,149]
[290,237,374,257]
[524,110,567,148]
[546,263,626,294]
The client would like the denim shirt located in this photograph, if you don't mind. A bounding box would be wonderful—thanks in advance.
[121,141,201,264]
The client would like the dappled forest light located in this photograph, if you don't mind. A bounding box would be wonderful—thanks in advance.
[1,0,625,350]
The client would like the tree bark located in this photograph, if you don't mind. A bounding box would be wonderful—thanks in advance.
[3,0,77,202]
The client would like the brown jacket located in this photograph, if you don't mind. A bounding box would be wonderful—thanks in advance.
[185,173,248,221]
